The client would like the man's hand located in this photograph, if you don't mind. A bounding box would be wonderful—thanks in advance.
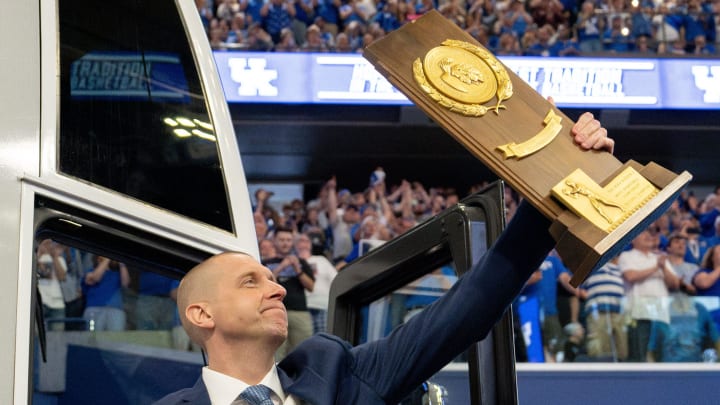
[279,255,301,273]
[547,97,614,154]
[326,176,337,190]
[657,254,667,269]
[256,189,272,202]
[287,255,300,270]
[571,112,615,153]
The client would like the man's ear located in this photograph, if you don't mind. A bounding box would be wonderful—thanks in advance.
[186,303,215,330]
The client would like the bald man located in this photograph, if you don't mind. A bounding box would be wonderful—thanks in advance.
[155,113,615,405]
[177,254,289,387]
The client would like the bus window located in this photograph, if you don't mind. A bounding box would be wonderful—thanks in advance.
[33,239,204,404]
[57,0,233,232]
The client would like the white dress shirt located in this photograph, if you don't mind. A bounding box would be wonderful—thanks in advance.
[202,365,300,405]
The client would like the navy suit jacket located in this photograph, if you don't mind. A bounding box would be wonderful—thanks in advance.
[154,202,554,405]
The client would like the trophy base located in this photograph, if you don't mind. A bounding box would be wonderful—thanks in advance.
[550,160,692,286]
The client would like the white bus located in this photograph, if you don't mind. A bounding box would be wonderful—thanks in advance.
[1,1,259,403]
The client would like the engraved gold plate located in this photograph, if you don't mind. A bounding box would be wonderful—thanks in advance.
[551,167,659,232]
[413,39,513,117]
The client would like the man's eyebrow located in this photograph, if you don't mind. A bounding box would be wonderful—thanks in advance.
[234,270,258,282]
[247,266,276,282]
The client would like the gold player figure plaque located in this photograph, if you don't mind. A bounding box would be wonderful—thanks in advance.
[363,10,692,285]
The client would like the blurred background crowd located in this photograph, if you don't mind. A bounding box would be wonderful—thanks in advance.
[197,0,719,55]
[37,164,720,362]
[247,169,720,363]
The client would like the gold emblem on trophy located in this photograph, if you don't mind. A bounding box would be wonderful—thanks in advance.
[415,39,562,160]
[413,39,513,117]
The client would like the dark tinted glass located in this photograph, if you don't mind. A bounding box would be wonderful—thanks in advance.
[58,0,233,232]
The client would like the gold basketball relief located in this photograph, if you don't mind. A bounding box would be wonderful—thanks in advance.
[413,39,513,117]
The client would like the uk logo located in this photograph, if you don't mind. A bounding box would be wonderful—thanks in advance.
[228,57,278,97]
[691,65,720,103]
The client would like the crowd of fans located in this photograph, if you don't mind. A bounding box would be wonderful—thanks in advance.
[518,187,720,363]
[37,163,720,363]
[198,0,719,55]
[248,166,720,363]
[36,241,195,348]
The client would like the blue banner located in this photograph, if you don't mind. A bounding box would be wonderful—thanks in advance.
[213,51,720,109]
[70,52,189,102]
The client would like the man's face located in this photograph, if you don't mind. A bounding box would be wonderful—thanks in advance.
[343,207,360,224]
[274,231,294,256]
[431,196,445,211]
[361,205,376,219]
[307,208,319,222]
[632,230,655,251]
[667,238,687,257]
[209,255,288,345]
[294,235,312,255]
[361,219,378,238]
[259,239,276,259]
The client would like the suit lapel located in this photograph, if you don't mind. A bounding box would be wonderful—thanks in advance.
[182,377,211,403]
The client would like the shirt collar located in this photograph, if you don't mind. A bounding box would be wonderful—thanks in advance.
[202,365,286,404]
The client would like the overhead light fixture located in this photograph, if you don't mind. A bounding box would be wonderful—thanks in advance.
[192,129,217,142]
[173,128,192,138]
[193,118,214,131]
[175,117,196,127]
[166,115,215,141]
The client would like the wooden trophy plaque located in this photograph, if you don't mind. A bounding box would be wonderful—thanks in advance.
[363,10,692,285]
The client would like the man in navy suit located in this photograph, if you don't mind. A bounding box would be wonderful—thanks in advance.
[155,112,614,405]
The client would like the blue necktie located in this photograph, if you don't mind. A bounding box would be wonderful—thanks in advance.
[240,384,274,405]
